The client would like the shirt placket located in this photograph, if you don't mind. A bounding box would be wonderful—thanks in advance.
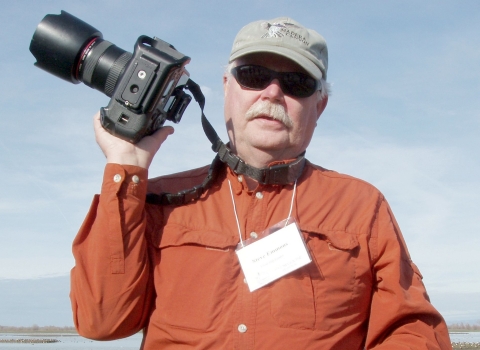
[233,184,268,350]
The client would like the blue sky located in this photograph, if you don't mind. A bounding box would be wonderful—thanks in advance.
[0,1,479,326]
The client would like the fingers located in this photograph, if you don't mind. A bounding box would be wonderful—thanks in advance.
[93,112,109,143]
[92,111,175,169]
[149,125,175,145]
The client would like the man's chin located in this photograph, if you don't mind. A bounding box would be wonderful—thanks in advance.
[250,142,293,156]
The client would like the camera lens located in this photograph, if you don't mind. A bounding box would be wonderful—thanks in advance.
[29,11,132,97]
[77,37,132,97]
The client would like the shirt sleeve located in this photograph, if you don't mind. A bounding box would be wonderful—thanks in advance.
[365,197,452,349]
[70,163,155,340]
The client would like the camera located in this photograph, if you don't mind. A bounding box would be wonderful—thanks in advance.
[29,11,192,143]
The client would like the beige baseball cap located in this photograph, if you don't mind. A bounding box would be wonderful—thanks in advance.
[229,17,328,80]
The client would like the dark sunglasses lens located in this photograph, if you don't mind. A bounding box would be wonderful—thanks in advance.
[233,65,318,97]
[235,66,271,89]
[282,73,317,97]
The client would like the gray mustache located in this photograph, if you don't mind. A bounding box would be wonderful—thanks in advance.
[245,101,293,128]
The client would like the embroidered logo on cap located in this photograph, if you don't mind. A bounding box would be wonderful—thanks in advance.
[260,21,309,46]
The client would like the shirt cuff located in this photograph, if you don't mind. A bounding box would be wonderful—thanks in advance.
[101,163,148,199]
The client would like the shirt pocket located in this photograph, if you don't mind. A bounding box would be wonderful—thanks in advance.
[268,228,368,331]
[148,223,237,332]
[268,264,317,330]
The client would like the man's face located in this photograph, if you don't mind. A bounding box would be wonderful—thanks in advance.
[223,53,327,167]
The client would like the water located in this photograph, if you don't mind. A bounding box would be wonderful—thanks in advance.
[0,333,142,349]
[1,332,478,349]
[450,331,480,343]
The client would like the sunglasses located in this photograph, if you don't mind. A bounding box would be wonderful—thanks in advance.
[230,65,319,98]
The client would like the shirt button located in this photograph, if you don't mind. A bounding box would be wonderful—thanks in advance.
[237,175,243,182]
[238,324,247,333]
[132,175,140,184]
[250,232,258,239]
[255,192,263,199]
[113,174,122,183]
[243,278,247,284]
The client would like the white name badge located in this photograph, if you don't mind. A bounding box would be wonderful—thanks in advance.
[236,218,311,292]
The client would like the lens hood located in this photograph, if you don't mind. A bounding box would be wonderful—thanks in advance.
[29,10,102,84]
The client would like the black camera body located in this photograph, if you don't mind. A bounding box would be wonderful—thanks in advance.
[30,11,192,143]
[100,35,191,143]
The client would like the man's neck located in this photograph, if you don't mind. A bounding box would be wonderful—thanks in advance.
[232,145,295,169]
[220,143,306,188]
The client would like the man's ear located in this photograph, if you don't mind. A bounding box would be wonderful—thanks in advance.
[223,74,229,97]
[316,95,328,120]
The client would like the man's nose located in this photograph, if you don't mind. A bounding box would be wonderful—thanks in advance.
[260,78,284,102]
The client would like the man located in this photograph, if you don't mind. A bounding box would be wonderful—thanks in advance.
[70,17,452,349]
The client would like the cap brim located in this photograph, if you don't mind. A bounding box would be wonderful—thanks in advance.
[230,45,323,81]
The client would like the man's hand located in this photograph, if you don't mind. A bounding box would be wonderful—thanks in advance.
[93,112,174,169]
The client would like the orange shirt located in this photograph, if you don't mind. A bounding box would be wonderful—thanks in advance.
[70,161,451,349]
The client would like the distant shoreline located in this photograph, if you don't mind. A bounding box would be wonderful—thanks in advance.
[1,324,479,335]
[0,338,60,344]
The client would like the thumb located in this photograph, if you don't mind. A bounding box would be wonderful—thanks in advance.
[137,126,175,154]
[132,126,176,168]
[149,126,175,145]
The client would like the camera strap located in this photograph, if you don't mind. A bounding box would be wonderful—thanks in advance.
[146,79,306,206]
